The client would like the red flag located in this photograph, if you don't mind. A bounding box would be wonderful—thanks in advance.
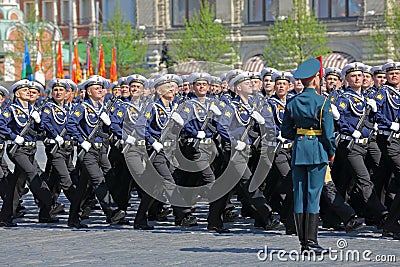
[109,47,117,82]
[86,42,94,77]
[56,41,64,78]
[317,55,323,77]
[72,44,82,83]
[98,44,106,77]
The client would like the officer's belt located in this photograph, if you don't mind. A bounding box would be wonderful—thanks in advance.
[282,143,292,149]
[23,141,36,147]
[266,141,277,147]
[185,137,213,144]
[340,135,369,144]
[296,128,322,136]
[136,140,146,146]
[377,130,400,139]
[92,142,103,148]
[0,143,4,150]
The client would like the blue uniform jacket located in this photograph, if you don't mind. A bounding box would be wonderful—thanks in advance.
[374,84,400,131]
[336,87,373,138]
[66,98,107,144]
[40,98,70,140]
[0,100,39,142]
[281,88,335,165]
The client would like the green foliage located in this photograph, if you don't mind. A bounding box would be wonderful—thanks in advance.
[369,0,400,61]
[101,3,148,76]
[171,2,234,66]
[264,0,330,70]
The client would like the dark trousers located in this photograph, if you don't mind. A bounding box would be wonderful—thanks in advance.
[7,145,52,217]
[68,145,119,223]
[332,141,386,219]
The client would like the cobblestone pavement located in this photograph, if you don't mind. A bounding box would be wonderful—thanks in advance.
[0,144,399,266]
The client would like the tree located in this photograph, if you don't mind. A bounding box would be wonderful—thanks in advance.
[100,3,148,76]
[369,0,400,62]
[171,1,235,66]
[263,0,330,70]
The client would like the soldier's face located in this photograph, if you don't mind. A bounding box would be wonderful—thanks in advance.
[221,81,228,92]
[237,80,253,96]
[121,84,130,98]
[182,82,190,93]
[0,95,4,104]
[130,82,143,98]
[112,87,121,97]
[143,88,151,97]
[362,73,373,89]
[193,81,209,97]
[346,71,363,89]
[386,70,400,86]
[157,83,174,100]
[325,75,341,91]
[29,89,40,102]
[263,76,274,92]
[252,79,262,93]
[65,90,71,101]
[373,74,386,87]
[86,85,104,101]
[15,87,30,102]
[275,80,289,98]
[52,86,67,103]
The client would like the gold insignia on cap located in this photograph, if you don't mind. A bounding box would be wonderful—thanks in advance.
[393,63,396,67]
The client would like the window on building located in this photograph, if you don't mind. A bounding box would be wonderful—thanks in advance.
[79,0,92,24]
[60,0,70,25]
[24,1,35,21]
[171,0,216,26]
[310,0,362,18]
[102,0,136,27]
[42,1,54,22]
[248,0,278,23]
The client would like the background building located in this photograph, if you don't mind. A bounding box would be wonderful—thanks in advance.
[0,0,388,81]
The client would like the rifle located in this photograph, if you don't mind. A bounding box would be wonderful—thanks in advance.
[149,102,185,161]
[121,130,136,154]
[346,105,372,151]
[8,97,49,157]
[49,127,67,156]
[77,96,119,161]
[0,99,11,113]
[192,108,214,150]
[387,117,399,145]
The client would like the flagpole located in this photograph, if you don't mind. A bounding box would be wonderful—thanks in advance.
[69,0,73,77]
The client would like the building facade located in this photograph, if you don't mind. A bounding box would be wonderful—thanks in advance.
[5,0,389,81]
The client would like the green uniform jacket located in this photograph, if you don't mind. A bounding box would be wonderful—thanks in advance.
[281,88,336,165]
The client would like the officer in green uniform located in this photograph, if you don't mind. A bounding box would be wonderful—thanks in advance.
[281,58,336,254]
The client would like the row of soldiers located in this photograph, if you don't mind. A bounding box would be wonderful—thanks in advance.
[0,61,398,241]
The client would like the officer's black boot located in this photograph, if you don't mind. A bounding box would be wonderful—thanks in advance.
[294,213,306,252]
[304,213,326,255]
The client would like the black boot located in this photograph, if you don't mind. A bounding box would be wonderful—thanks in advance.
[304,213,326,255]
[294,213,306,252]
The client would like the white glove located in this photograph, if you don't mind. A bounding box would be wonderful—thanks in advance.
[125,135,136,145]
[366,99,377,113]
[55,135,64,146]
[99,112,111,126]
[352,130,362,139]
[171,112,184,126]
[209,104,222,116]
[196,131,206,139]
[277,133,286,143]
[152,141,163,153]
[31,110,41,123]
[235,140,246,151]
[81,141,91,152]
[331,104,340,121]
[251,111,265,125]
[373,123,379,131]
[390,122,400,132]
[14,135,24,145]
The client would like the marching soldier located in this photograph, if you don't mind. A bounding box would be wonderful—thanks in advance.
[332,63,387,227]
[66,75,126,228]
[0,80,58,223]
[324,67,343,102]
[282,58,336,254]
